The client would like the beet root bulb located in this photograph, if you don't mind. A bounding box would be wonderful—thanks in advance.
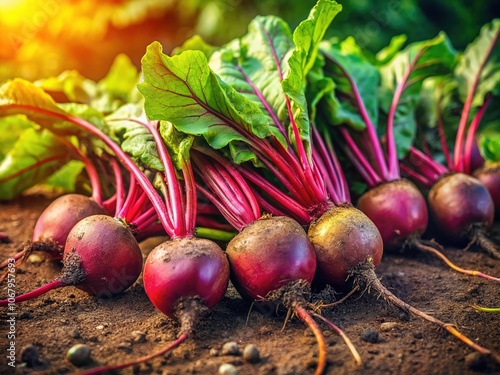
[32,194,107,259]
[357,179,428,250]
[308,205,383,286]
[143,237,229,321]
[62,214,143,297]
[427,173,494,243]
[226,215,316,302]
[473,163,500,217]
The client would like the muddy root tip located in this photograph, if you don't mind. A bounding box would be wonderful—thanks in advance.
[266,279,312,311]
[175,297,208,336]
[469,226,500,259]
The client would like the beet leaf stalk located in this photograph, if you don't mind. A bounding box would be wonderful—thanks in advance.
[138,2,496,358]
[0,81,231,374]
[318,33,500,279]
[400,20,500,259]
[191,144,364,371]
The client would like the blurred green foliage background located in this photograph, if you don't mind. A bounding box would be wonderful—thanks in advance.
[0,0,498,82]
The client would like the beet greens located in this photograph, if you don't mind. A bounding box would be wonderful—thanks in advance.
[136,0,496,358]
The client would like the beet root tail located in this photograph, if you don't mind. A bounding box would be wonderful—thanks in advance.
[351,259,498,360]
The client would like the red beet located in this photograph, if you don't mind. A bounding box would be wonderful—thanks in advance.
[33,194,107,251]
[0,215,143,306]
[226,215,316,301]
[226,215,329,375]
[473,163,500,217]
[428,173,495,242]
[0,194,106,271]
[143,237,229,319]
[356,179,428,250]
[308,205,383,286]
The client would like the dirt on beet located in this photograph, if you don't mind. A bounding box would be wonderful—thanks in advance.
[1,192,499,375]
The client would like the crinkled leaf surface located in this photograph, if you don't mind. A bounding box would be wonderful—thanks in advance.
[138,42,274,157]
[379,33,457,158]
[455,19,500,107]
[0,128,68,200]
[320,36,380,130]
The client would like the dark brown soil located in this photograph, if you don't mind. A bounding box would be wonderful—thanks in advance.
[1,192,499,375]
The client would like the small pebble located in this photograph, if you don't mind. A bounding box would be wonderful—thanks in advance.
[67,344,92,367]
[27,254,44,264]
[360,328,379,343]
[380,322,398,332]
[20,345,40,367]
[218,363,238,375]
[209,348,219,357]
[131,330,146,343]
[96,325,105,330]
[71,329,81,339]
[242,344,260,363]
[221,341,239,356]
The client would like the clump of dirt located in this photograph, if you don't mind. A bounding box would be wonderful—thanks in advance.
[1,193,499,374]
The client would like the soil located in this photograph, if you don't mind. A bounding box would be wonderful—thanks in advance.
[1,192,499,375]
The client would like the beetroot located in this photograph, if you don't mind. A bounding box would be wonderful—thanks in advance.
[0,215,143,306]
[426,172,499,258]
[473,163,500,217]
[32,194,107,258]
[308,205,383,286]
[226,215,316,301]
[144,237,229,319]
[428,173,494,242]
[357,179,428,250]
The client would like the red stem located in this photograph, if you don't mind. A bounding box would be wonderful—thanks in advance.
[339,127,382,187]
[463,96,491,174]
[400,163,433,187]
[407,147,448,184]
[3,105,175,236]
[0,279,65,306]
[55,136,103,204]
[239,167,312,224]
[386,49,425,179]
[108,157,126,218]
[181,158,197,236]
[194,147,261,220]
[454,30,499,172]
[141,121,186,238]
[323,54,389,178]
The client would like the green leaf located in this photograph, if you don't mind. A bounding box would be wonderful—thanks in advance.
[0,128,68,200]
[208,0,341,154]
[379,33,457,158]
[375,35,408,65]
[93,54,142,114]
[478,123,500,162]
[0,115,35,161]
[105,103,163,171]
[34,70,94,103]
[0,79,105,138]
[43,159,86,193]
[138,42,274,158]
[172,35,217,59]
[0,79,69,130]
[320,36,380,130]
[455,19,500,107]
[159,121,194,169]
